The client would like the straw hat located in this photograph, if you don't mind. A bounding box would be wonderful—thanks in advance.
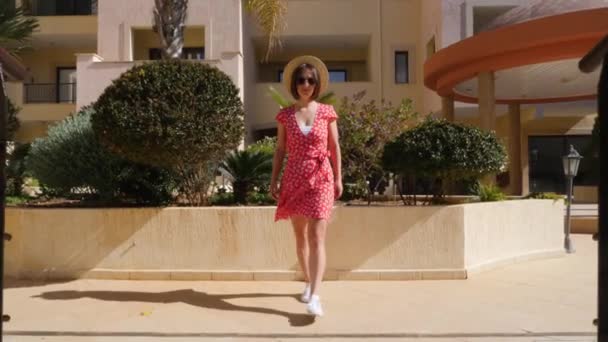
[283,55,329,95]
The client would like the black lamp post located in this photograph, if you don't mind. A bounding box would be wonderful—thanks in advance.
[562,145,582,254]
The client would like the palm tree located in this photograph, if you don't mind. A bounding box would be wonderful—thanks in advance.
[153,0,188,59]
[153,0,286,61]
[245,0,287,62]
[0,0,37,176]
[0,0,38,123]
[219,150,273,204]
[0,0,39,56]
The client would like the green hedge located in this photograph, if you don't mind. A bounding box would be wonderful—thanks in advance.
[383,119,507,180]
[92,60,244,205]
[382,119,507,199]
[26,107,176,205]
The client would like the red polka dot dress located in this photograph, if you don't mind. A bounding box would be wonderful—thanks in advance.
[275,103,338,222]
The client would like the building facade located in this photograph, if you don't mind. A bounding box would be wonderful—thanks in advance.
[423,0,606,196]
[5,0,605,196]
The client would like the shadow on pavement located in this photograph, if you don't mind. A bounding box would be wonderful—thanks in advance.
[33,289,316,327]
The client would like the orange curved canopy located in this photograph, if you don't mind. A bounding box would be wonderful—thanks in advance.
[424,8,608,104]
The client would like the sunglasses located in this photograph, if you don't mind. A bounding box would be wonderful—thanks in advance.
[296,77,317,86]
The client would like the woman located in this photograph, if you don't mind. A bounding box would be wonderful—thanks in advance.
[270,56,342,317]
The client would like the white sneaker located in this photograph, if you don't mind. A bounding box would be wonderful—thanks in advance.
[300,283,311,303]
[306,294,324,316]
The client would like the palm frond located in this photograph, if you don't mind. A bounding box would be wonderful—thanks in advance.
[219,150,273,183]
[245,0,286,62]
[267,86,337,108]
[267,85,291,108]
[0,1,39,54]
[318,91,337,105]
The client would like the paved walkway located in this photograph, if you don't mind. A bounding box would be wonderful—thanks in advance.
[4,235,598,341]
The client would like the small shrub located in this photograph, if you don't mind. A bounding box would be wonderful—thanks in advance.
[247,191,275,205]
[383,118,507,201]
[219,150,273,204]
[248,136,276,157]
[248,136,286,194]
[524,192,563,200]
[337,91,418,203]
[341,181,368,202]
[477,184,506,202]
[93,60,244,205]
[209,192,236,206]
[26,107,176,205]
[5,195,31,206]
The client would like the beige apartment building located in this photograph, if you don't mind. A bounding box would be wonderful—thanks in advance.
[5,0,605,196]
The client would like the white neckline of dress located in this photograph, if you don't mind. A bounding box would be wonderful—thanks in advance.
[299,124,313,135]
[294,102,319,136]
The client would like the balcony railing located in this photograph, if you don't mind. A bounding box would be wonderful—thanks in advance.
[24,83,77,104]
[23,0,97,16]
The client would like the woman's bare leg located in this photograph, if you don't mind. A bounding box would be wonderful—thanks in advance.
[307,218,327,296]
[291,215,310,283]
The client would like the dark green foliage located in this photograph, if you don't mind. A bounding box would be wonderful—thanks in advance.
[336,91,418,202]
[219,150,273,204]
[5,142,30,196]
[92,60,244,205]
[477,183,506,202]
[7,99,20,140]
[26,107,176,205]
[382,119,507,200]
[383,119,507,179]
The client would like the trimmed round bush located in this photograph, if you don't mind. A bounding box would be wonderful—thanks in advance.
[382,118,507,182]
[92,60,244,205]
[26,107,176,205]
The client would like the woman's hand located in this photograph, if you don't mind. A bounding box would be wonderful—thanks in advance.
[270,180,280,200]
[334,179,343,199]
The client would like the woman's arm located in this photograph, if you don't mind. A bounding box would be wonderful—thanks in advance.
[270,123,287,200]
[328,120,343,198]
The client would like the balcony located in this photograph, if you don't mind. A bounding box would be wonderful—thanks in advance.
[23,0,97,16]
[24,83,77,104]
[6,81,76,125]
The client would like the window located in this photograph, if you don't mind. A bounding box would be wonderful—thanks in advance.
[149,47,205,60]
[277,69,348,83]
[528,135,598,193]
[182,47,205,60]
[26,0,95,16]
[329,70,347,82]
[395,51,409,84]
[56,67,77,103]
[253,128,278,141]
